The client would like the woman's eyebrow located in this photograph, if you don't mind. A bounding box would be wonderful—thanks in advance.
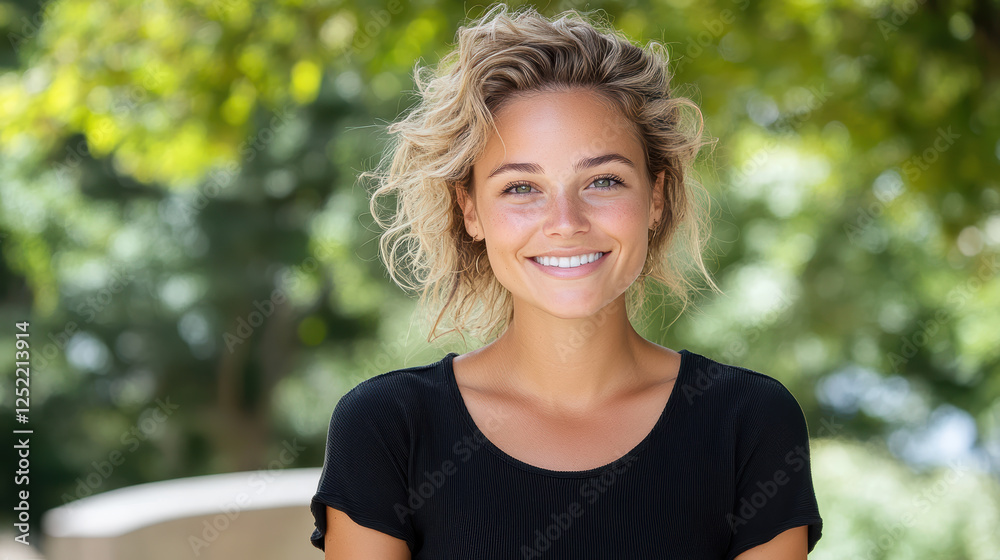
[487,153,636,178]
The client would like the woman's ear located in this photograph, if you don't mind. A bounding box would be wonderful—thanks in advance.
[456,183,481,238]
[649,169,667,229]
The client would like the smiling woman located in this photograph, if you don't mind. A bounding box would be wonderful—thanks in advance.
[458,89,668,314]
[309,3,823,559]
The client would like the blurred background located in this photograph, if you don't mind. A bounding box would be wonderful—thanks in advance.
[0,0,998,558]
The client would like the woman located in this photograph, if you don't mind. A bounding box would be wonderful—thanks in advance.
[310,4,823,559]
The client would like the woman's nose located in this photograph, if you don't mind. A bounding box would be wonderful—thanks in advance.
[543,192,589,236]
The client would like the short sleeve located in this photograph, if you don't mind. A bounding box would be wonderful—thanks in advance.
[725,378,823,559]
[309,381,417,552]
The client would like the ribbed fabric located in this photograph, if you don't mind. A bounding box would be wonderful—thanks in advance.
[309,349,823,559]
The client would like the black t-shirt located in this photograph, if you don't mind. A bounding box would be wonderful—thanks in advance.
[309,349,823,559]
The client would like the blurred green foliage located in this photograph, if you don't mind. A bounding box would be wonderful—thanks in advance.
[0,0,998,556]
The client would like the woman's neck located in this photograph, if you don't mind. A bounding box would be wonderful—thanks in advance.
[466,298,663,415]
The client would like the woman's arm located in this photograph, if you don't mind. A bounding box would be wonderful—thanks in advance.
[324,506,411,560]
[733,525,808,560]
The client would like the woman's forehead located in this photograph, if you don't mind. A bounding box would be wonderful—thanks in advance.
[475,92,646,177]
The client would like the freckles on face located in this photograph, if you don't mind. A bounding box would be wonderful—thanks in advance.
[465,89,658,308]
[471,90,653,238]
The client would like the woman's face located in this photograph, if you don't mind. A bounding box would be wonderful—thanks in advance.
[458,88,666,319]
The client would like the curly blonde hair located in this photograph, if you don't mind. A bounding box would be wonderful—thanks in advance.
[364,3,720,345]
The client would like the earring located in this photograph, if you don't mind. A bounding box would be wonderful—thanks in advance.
[473,249,487,274]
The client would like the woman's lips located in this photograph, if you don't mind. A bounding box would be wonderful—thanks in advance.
[528,251,610,278]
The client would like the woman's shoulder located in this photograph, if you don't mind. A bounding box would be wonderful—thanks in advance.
[679,350,806,417]
[330,353,453,424]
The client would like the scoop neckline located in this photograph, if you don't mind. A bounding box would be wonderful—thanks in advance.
[443,348,691,479]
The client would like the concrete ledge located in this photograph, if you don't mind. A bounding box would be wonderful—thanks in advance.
[42,468,322,560]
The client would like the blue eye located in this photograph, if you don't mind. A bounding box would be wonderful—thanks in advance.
[500,174,626,196]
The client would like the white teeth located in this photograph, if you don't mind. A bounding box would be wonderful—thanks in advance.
[532,252,605,268]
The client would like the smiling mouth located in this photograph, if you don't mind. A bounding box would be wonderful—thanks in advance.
[531,252,608,269]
